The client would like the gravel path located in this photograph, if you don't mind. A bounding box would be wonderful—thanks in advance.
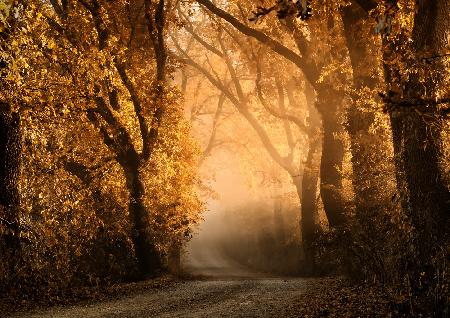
[11,277,317,318]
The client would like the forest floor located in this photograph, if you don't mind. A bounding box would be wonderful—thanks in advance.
[5,270,397,318]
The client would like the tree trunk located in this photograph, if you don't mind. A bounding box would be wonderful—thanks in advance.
[385,0,450,254]
[272,194,285,244]
[296,89,321,274]
[1,2,21,249]
[168,242,181,275]
[0,104,21,291]
[123,163,161,278]
[293,135,320,275]
[315,89,347,227]
[341,3,386,230]
[0,103,21,248]
[379,3,450,309]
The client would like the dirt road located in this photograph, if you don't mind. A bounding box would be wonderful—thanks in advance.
[12,277,316,318]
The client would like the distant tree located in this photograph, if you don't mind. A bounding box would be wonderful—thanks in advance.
[172,9,324,272]
[194,0,350,228]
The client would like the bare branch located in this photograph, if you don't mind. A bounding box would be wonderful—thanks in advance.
[199,93,225,164]
[195,0,319,85]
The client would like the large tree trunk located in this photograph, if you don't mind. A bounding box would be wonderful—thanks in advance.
[388,98,449,312]
[315,89,347,227]
[380,2,449,308]
[0,103,21,291]
[389,108,449,243]
[0,103,21,248]
[0,1,21,249]
[386,0,450,254]
[123,162,161,278]
[341,3,386,231]
[391,110,449,234]
[295,86,322,274]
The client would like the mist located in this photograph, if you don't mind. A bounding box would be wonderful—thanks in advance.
[184,145,303,277]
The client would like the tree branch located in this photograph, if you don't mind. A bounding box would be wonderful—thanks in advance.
[196,0,319,84]
[113,59,150,160]
[255,62,309,135]
[173,38,295,174]
[199,93,225,164]
[178,7,224,58]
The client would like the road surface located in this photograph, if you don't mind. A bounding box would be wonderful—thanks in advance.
[12,276,316,318]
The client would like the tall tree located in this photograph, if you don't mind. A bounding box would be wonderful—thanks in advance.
[194,0,349,228]
[172,13,322,271]
[0,0,21,251]
[339,2,396,269]
[22,0,173,277]
[356,0,449,268]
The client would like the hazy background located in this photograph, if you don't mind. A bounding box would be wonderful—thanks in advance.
[184,147,303,276]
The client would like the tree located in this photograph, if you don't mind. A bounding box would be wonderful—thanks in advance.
[0,0,22,257]
[172,9,323,272]
[194,0,349,228]
[2,0,203,283]
[356,0,449,279]
[44,0,168,277]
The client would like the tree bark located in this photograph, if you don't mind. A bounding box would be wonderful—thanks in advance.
[376,3,450,306]
[315,89,347,227]
[295,85,321,274]
[271,179,286,245]
[355,0,450,238]
[293,139,320,274]
[123,162,161,277]
[79,0,168,277]
[0,103,21,249]
[386,0,450,249]
[0,104,21,291]
[167,242,181,275]
[341,3,386,230]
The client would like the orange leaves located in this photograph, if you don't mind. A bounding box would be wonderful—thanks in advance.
[0,0,12,32]
[1,0,205,296]
[141,100,204,253]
